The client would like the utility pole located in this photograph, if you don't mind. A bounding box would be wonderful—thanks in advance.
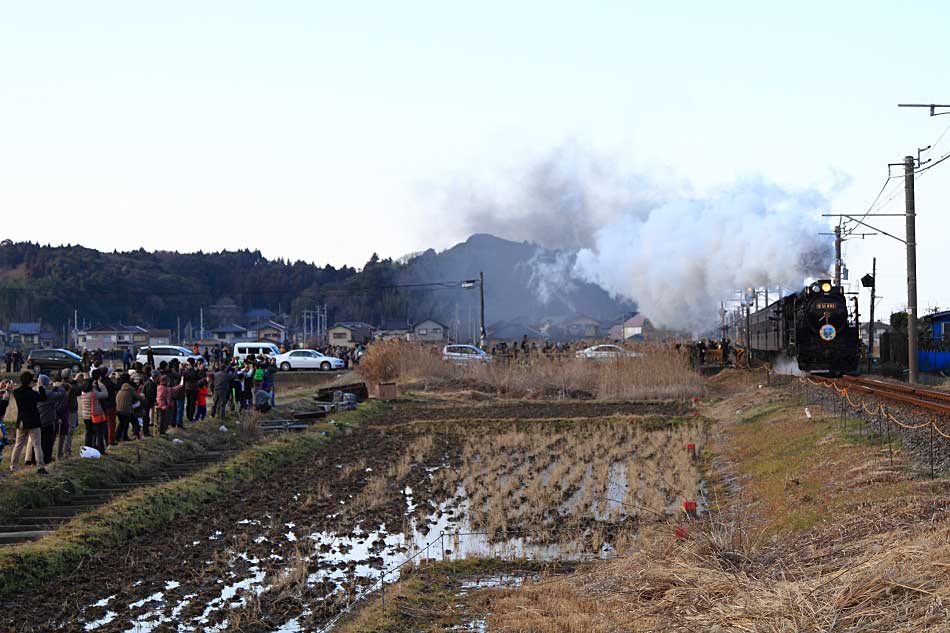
[864,258,876,373]
[833,224,842,286]
[904,155,919,384]
[478,271,486,349]
[200,307,204,341]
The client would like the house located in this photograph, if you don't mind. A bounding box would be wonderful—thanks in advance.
[412,319,448,343]
[243,308,277,325]
[860,321,892,357]
[250,320,287,344]
[77,324,150,351]
[8,322,43,347]
[147,329,172,346]
[621,314,653,340]
[327,322,373,349]
[922,311,950,345]
[211,323,247,344]
[564,315,602,340]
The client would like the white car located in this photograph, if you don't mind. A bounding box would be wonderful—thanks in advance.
[233,342,281,364]
[136,345,205,367]
[442,344,492,363]
[276,349,344,371]
[575,344,641,360]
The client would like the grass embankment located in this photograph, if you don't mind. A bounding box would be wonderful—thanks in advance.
[725,395,912,535]
[0,401,385,598]
[0,423,242,524]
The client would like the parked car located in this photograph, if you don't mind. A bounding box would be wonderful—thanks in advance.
[26,348,83,374]
[233,342,281,363]
[442,344,492,363]
[135,345,204,367]
[575,344,641,360]
[276,349,344,371]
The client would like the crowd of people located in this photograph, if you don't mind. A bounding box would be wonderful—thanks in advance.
[1,352,281,475]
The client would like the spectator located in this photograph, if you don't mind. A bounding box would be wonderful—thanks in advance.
[78,377,109,454]
[195,379,209,420]
[122,348,133,371]
[58,370,81,459]
[183,358,199,422]
[35,374,65,465]
[116,374,146,441]
[253,386,272,413]
[212,365,232,419]
[4,351,11,373]
[141,368,157,437]
[146,346,156,369]
[97,368,118,447]
[155,374,183,435]
[9,371,48,474]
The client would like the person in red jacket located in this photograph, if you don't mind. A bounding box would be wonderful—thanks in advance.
[195,379,209,421]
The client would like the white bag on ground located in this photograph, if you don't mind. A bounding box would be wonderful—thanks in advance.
[80,446,101,459]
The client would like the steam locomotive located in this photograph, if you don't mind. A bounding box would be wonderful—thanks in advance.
[746,280,859,375]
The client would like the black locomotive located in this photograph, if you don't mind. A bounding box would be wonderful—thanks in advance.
[746,280,859,374]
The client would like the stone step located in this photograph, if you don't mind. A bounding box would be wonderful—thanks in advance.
[0,530,52,544]
[19,506,97,518]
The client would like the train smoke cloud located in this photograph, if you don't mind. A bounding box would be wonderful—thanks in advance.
[573,179,833,333]
[441,145,833,333]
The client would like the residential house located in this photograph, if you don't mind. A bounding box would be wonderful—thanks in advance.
[922,311,950,345]
[7,322,43,347]
[211,323,247,344]
[247,320,287,344]
[147,329,172,346]
[564,315,602,340]
[376,318,411,341]
[860,321,892,357]
[412,319,448,343]
[77,324,149,352]
[327,322,373,349]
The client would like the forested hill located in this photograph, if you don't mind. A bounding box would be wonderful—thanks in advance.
[0,237,631,332]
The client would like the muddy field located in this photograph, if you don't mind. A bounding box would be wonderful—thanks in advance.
[5,400,706,633]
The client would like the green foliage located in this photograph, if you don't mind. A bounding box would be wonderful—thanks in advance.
[0,241,411,330]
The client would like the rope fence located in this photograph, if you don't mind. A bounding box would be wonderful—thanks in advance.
[797,374,949,477]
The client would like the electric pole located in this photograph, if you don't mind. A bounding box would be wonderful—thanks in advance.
[904,155,919,384]
[478,271,486,349]
[833,224,842,286]
[864,259,876,373]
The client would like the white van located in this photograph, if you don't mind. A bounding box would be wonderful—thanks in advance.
[233,342,281,363]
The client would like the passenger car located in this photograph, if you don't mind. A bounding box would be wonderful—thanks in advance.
[442,344,492,363]
[575,344,640,359]
[26,349,83,374]
[135,346,204,367]
[275,349,344,371]
[233,342,281,363]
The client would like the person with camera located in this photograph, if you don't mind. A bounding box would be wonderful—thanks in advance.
[8,371,49,474]
[79,375,109,454]
[35,374,65,465]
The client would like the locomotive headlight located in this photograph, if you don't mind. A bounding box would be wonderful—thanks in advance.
[820,282,832,293]
[810,283,821,293]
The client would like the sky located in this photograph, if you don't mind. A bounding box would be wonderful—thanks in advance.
[1,1,948,321]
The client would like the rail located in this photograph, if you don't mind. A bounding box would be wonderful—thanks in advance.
[800,373,950,477]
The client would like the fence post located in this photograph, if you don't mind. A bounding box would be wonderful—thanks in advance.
[931,419,935,480]
[380,571,385,608]
[885,413,893,466]
[440,531,445,562]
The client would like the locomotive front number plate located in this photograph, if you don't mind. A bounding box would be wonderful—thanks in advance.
[819,324,837,341]
[815,302,838,310]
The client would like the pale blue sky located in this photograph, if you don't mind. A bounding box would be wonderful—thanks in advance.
[1,1,948,316]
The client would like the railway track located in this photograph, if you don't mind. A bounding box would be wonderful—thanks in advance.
[810,374,950,417]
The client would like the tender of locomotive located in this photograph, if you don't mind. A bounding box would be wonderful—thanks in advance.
[747,280,859,374]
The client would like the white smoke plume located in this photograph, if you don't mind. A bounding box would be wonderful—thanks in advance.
[573,178,832,333]
[437,145,833,333]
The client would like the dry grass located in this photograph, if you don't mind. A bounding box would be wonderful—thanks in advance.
[486,373,950,632]
[359,339,702,400]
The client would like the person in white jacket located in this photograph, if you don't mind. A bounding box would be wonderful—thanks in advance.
[78,378,109,453]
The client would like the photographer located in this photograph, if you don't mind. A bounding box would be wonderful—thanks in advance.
[35,375,65,465]
[78,376,109,454]
[8,371,48,474]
